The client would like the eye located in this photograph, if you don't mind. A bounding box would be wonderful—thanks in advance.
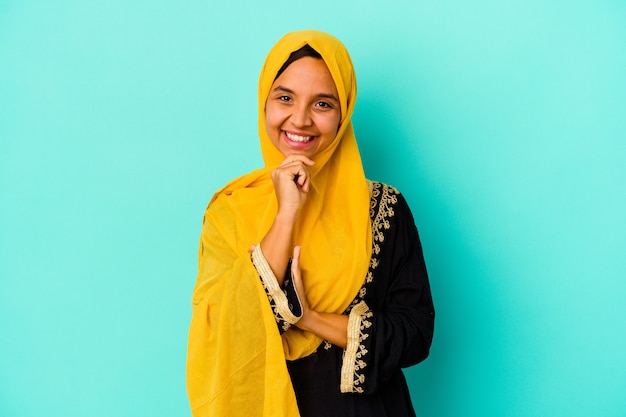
[278,95,291,102]
[316,101,332,109]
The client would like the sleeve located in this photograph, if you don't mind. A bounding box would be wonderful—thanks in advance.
[340,192,435,394]
[250,244,303,334]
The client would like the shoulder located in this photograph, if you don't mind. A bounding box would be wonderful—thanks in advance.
[367,181,422,257]
[366,180,415,223]
[366,180,405,207]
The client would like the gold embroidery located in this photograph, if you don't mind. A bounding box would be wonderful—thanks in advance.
[251,244,302,325]
[341,182,399,393]
[340,301,369,393]
[347,182,398,312]
[350,310,373,393]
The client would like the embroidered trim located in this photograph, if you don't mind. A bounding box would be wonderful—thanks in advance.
[347,182,398,312]
[340,301,371,393]
[251,244,302,325]
[341,182,399,394]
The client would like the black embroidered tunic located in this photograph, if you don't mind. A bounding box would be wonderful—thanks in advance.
[253,182,435,417]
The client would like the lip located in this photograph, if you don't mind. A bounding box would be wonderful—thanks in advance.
[282,130,318,149]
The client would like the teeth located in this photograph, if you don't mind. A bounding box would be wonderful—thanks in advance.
[285,131,313,143]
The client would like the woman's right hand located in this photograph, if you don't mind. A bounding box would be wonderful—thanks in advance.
[260,154,314,284]
[271,154,315,219]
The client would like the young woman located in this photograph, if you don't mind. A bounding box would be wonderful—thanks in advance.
[187,30,435,417]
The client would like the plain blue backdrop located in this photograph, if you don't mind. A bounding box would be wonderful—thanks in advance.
[1,1,625,416]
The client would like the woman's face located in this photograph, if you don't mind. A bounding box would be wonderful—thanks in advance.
[265,57,341,159]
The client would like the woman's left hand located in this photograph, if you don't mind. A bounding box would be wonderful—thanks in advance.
[290,245,349,347]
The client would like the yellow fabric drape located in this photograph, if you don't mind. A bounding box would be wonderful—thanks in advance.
[187,30,371,416]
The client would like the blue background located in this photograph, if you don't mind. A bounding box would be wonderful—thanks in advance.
[1,1,625,416]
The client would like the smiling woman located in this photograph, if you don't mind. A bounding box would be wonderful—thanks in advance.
[186,30,435,417]
[265,54,341,159]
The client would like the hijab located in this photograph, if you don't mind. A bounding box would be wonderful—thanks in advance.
[187,30,370,416]
[216,29,371,358]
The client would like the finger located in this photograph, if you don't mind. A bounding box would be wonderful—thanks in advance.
[294,167,307,186]
[290,166,310,192]
[299,174,310,193]
[281,154,315,167]
[275,161,309,179]
[291,246,301,271]
[293,167,311,192]
[285,155,315,166]
[291,246,303,284]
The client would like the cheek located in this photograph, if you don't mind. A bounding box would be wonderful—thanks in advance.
[265,104,282,132]
[264,108,284,149]
[320,113,341,135]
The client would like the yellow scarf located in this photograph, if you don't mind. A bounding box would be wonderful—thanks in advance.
[187,30,371,416]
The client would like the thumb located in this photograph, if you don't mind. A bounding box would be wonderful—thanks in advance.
[291,246,305,301]
[291,246,301,273]
[291,246,300,283]
[291,246,304,289]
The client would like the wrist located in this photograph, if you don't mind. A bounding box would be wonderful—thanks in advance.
[296,309,317,333]
[275,208,300,224]
[263,212,296,246]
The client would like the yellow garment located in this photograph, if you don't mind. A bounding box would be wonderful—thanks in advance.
[187,30,371,416]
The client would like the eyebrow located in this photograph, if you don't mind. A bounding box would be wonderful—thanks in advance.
[272,85,339,102]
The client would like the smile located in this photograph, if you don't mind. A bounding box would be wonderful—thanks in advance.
[284,131,315,143]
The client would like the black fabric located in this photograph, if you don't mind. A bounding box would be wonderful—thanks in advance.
[283,258,303,319]
[286,183,435,417]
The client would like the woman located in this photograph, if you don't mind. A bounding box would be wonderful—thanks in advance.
[187,30,435,417]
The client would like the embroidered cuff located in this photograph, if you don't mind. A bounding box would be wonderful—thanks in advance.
[251,244,303,325]
[340,301,372,393]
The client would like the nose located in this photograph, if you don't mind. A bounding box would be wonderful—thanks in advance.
[291,103,312,127]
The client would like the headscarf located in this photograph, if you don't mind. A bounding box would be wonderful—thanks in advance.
[187,30,370,417]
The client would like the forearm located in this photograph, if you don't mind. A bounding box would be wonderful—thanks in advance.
[296,310,349,349]
[260,212,297,285]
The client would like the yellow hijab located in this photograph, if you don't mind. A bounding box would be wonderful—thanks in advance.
[187,30,370,416]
